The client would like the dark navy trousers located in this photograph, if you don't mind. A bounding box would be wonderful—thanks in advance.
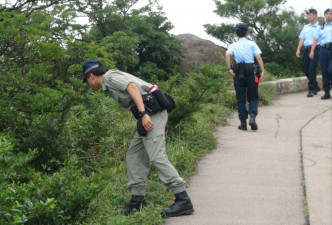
[319,47,332,91]
[233,75,258,121]
[302,48,320,90]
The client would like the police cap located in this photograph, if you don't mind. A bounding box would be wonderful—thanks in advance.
[236,24,248,37]
[306,9,317,14]
[324,8,332,14]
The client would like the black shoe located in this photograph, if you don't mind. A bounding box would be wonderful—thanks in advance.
[161,191,194,217]
[307,90,314,97]
[238,120,247,130]
[321,91,331,100]
[249,114,258,130]
[122,195,146,216]
[313,86,321,95]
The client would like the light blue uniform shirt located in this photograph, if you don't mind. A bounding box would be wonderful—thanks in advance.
[314,22,332,45]
[226,38,262,64]
[299,22,321,46]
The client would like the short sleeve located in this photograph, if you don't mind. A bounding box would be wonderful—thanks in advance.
[226,44,234,55]
[299,26,305,39]
[252,42,262,56]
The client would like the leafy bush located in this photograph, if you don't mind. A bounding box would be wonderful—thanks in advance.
[137,62,168,82]
[0,135,108,225]
[264,62,284,77]
[163,63,233,128]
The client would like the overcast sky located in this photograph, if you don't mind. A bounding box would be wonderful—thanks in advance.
[136,0,332,47]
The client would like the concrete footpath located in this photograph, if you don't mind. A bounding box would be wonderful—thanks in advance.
[165,92,331,225]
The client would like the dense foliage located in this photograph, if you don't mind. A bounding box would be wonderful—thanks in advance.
[0,0,278,224]
[204,0,307,76]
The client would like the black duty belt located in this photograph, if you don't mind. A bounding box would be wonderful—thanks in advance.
[232,62,255,78]
[321,43,332,50]
[303,46,311,51]
[303,45,320,51]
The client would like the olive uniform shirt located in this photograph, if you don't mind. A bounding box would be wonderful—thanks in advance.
[102,69,152,111]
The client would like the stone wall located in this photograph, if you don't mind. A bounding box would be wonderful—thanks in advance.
[261,75,323,94]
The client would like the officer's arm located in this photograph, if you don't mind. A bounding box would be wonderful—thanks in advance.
[296,39,304,58]
[225,52,236,77]
[255,54,264,81]
[126,82,154,132]
[309,38,318,59]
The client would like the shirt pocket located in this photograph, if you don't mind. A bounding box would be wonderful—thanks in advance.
[115,91,133,108]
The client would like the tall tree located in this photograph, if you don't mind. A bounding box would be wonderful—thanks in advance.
[204,0,306,75]
[74,0,180,81]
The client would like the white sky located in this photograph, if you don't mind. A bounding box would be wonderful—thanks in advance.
[136,0,332,47]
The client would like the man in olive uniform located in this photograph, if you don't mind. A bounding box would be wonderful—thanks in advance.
[82,60,194,217]
[225,24,265,131]
[296,8,321,97]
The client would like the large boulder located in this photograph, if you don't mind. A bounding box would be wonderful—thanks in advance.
[175,34,227,73]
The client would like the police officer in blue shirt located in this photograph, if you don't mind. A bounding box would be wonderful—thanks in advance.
[296,8,321,97]
[310,8,332,99]
[226,24,265,131]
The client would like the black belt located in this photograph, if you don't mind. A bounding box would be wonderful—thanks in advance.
[303,45,320,51]
[232,63,255,78]
[235,63,254,66]
[303,46,311,50]
[322,43,332,49]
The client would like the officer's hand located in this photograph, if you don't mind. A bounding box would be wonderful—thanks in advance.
[259,72,264,82]
[142,114,154,132]
[296,50,301,58]
[309,52,314,59]
[229,69,236,77]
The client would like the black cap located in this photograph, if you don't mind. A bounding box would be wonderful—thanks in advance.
[324,8,332,14]
[236,24,248,37]
[306,9,317,14]
[82,60,106,82]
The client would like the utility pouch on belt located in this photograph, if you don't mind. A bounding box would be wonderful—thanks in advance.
[254,64,261,78]
[130,107,148,136]
[130,94,162,120]
[137,117,147,136]
[130,86,176,120]
[245,64,255,76]
[142,93,163,114]
[232,62,257,79]
[150,90,176,113]
[232,62,246,79]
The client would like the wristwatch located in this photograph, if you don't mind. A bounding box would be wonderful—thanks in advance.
[138,111,148,117]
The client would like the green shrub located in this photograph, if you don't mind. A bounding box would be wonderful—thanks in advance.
[265,62,284,77]
[137,62,168,82]
[164,63,232,128]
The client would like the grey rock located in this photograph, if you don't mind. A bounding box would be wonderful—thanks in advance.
[175,34,227,73]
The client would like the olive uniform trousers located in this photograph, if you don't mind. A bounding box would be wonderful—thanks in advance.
[126,110,186,196]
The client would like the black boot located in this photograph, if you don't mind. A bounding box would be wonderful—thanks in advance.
[307,90,314,97]
[162,191,194,217]
[313,86,321,95]
[122,195,146,216]
[249,114,258,130]
[238,119,247,130]
[321,91,331,100]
